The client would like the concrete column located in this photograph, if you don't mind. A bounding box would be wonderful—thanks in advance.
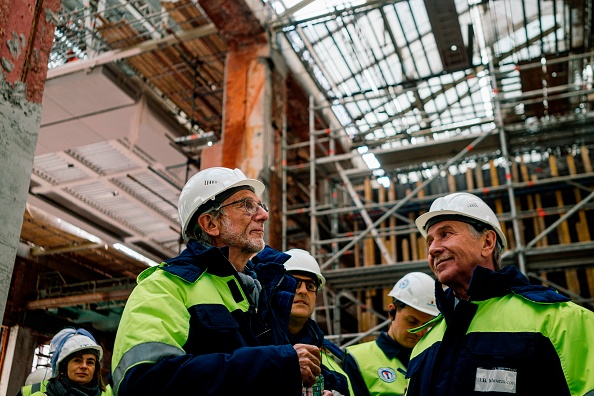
[0,325,38,395]
[0,0,60,322]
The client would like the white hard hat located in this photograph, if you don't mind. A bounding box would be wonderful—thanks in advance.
[50,328,103,375]
[415,192,507,251]
[25,367,52,385]
[178,167,265,241]
[388,272,439,316]
[283,249,326,288]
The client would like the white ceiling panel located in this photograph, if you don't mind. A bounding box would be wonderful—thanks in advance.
[77,106,138,142]
[68,141,142,176]
[37,119,105,154]
[42,66,136,123]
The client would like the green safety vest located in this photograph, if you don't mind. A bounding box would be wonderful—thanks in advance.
[321,346,355,396]
[346,340,408,396]
[111,265,251,394]
[20,380,113,396]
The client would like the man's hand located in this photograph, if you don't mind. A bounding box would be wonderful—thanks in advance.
[293,343,321,387]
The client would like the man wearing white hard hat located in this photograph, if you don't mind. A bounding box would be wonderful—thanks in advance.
[405,192,594,395]
[255,248,354,396]
[18,328,111,396]
[342,272,438,396]
[111,167,320,396]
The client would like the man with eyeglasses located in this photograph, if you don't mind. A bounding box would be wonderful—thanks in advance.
[111,167,321,396]
[255,248,354,396]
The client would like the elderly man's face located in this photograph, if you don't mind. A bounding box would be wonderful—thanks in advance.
[425,220,487,289]
[217,190,269,254]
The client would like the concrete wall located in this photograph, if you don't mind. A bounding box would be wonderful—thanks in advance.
[0,325,37,395]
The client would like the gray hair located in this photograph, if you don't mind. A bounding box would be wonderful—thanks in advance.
[190,208,224,246]
[466,223,503,270]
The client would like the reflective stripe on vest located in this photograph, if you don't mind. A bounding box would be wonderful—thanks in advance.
[20,381,46,396]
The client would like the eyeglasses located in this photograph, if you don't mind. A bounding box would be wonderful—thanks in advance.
[217,197,269,215]
[295,278,318,293]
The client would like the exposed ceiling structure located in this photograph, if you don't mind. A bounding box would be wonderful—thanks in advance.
[10,0,594,335]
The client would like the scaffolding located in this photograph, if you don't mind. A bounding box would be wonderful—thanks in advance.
[282,52,594,346]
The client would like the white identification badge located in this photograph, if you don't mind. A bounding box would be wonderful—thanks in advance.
[474,367,517,393]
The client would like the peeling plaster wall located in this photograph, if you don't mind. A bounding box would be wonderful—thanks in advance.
[0,0,59,323]
[0,81,42,321]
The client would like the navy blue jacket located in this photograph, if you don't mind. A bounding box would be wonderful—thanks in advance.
[406,265,594,396]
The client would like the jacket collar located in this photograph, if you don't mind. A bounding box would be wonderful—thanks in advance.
[376,332,412,365]
[161,239,245,283]
[436,265,570,318]
[288,318,325,347]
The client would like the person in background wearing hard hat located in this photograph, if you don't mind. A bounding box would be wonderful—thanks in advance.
[342,272,438,396]
[18,328,112,396]
[23,367,52,387]
[405,192,594,395]
[111,167,321,396]
[255,248,354,396]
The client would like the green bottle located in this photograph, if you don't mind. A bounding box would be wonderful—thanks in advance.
[302,375,324,396]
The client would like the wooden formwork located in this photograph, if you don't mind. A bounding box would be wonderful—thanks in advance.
[347,144,594,329]
[95,0,226,133]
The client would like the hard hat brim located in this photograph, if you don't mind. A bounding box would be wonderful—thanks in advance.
[416,210,507,251]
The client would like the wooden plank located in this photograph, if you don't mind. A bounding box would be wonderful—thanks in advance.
[519,157,540,246]
[566,154,591,241]
[408,180,426,260]
[567,152,594,298]
[580,146,594,297]
[587,269,594,302]
[489,160,506,242]
[510,159,523,247]
[532,175,548,247]
[401,238,410,262]
[389,184,397,262]
[550,154,579,294]
[401,189,410,261]
[475,161,484,188]
[378,184,387,264]
[582,145,593,173]
[448,172,456,192]
[549,155,571,245]
[363,179,376,311]
[465,165,475,190]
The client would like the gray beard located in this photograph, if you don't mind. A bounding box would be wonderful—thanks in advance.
[219,216,264,254]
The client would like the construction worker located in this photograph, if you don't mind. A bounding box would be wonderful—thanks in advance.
[254,247,353,396]
[405,192,594,395]
[111,167,321,395]
[18,328,112,396]
[342,272,439,396]
[23,367,51,387]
